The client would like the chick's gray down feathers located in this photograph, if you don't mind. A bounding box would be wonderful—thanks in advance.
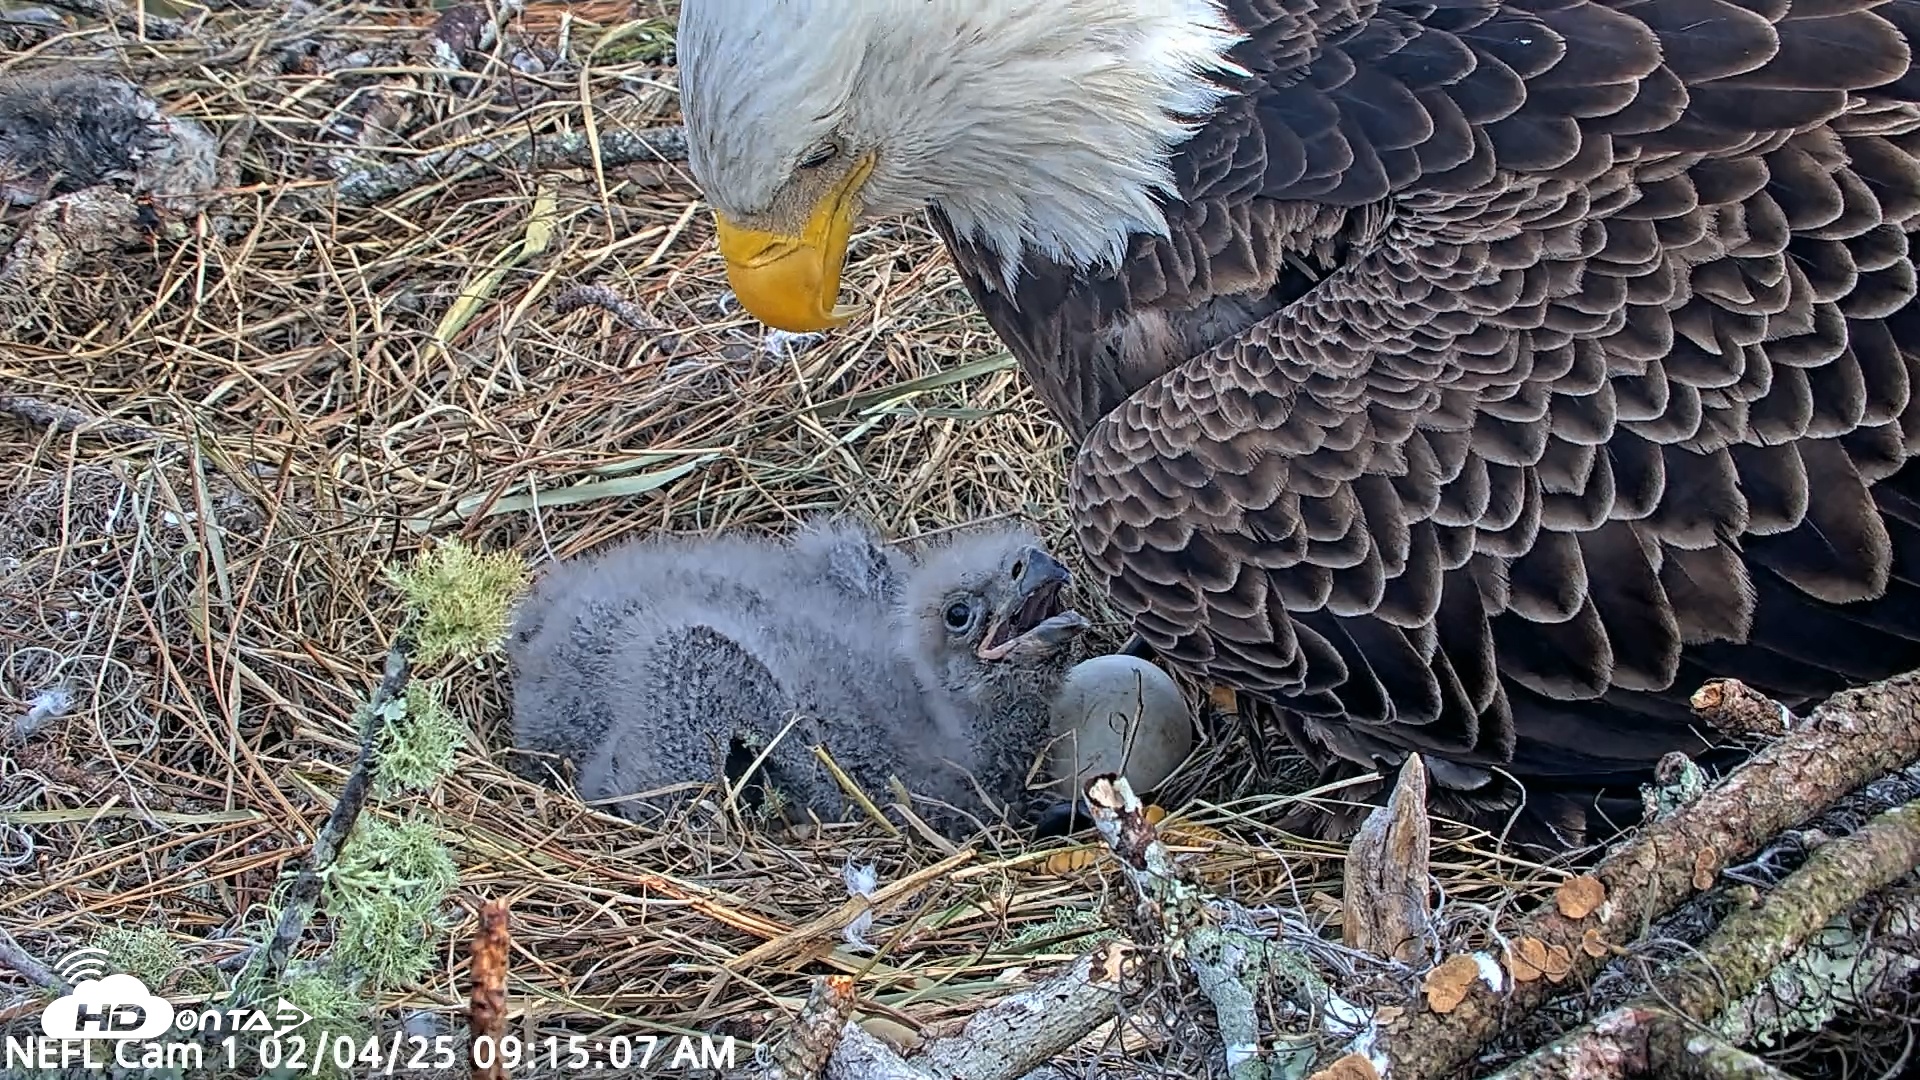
[932,0,1920,847]
[508,518,1086,838]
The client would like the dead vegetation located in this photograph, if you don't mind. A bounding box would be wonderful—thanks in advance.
[0,4,1915,1080]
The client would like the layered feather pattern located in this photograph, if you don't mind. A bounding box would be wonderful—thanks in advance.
[935,0,1920,846]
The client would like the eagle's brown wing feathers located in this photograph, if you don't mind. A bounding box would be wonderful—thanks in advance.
[935,0,1920,845]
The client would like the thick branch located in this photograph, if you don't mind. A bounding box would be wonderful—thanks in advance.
[771,976,857,1080]
[1483,1007,1802,1080]
[1657,798,1920,1021]
[815,946,1128,1080]
[1380,673,1920,1079]
[1716,891,1920,1047]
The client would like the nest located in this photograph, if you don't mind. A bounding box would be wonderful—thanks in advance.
[0,3,1575,1076]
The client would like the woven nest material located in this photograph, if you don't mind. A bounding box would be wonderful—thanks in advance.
[0,3,1562,1075]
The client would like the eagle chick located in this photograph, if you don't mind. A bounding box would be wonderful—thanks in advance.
[507,518,1087,838]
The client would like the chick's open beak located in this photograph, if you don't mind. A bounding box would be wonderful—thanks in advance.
[978,548,1088,661]
[713,155,873,333]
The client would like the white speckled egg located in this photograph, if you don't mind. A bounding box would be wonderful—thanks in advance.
[1047,654,1194,794]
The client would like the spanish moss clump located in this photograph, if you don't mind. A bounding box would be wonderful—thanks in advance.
[321,818,460,989]
[375,680,468,796]
[384,540,528,666]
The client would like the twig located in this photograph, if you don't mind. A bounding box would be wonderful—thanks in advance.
[1379,673,1920,1079]
[0,395,167,445]
[0,925,61,992]
[330,125,688,208]
[468,898,512,1080]
[236,642,411,1000]
[1488,798,1920,1080]
[1085,775,1369,1079]
[725,848,971,972]
[36,0,195,40]
[552,284,668,333]
[1342,753,1431,965]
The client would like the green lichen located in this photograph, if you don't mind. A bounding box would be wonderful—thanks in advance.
[1005,906,1116,953]
[93,926,185,990]
[375,680,468,795]
[252,967,373,1080]
[385,540,528,665]
[321,818,459,989]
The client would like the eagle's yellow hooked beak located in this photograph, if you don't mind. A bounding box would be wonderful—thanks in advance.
[713,155,874,333]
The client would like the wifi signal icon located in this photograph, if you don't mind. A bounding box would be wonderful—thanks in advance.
[52,947,112,985]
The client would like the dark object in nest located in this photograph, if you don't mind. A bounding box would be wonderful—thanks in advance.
[0,69,216,214]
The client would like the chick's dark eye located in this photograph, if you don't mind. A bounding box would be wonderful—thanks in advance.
[943,602,971,630]
[797,141,839,169]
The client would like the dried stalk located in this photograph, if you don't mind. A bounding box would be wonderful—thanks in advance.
[468,898,512,1080]
[1379,672,1920,1079]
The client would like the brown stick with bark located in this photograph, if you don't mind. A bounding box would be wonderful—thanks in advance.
[1379,673,1920,1079]
[1485,797,1920,1080]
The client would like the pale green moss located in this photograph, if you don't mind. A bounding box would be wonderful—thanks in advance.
[93,926,185,990]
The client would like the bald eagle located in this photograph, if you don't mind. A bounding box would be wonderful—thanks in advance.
[675,0,1920,848]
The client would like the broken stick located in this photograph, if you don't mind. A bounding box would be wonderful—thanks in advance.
[1342,753,1432,966]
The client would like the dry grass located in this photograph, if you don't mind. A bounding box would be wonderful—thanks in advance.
[0,2,1559,1071]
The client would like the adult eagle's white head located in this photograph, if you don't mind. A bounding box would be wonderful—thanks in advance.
[676,0,1245,331]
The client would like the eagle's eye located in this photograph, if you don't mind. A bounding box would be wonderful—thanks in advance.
[797,140,839,170]
[943,601,974,632]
